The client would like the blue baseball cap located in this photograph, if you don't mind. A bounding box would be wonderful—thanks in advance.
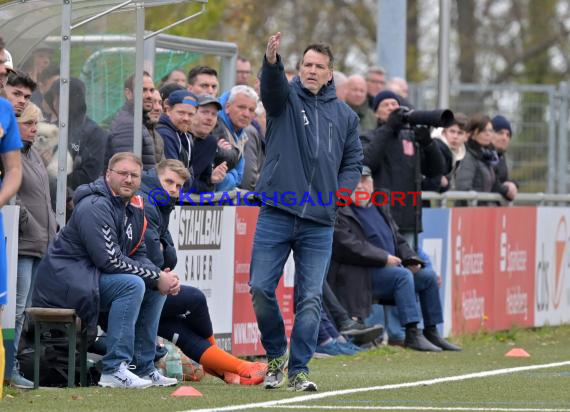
[167,90,199,107]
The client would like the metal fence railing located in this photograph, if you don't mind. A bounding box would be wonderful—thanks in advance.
[422,191,570,208]
[410,82,565,195]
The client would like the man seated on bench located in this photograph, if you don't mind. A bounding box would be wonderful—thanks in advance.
[140,159,267,385]
[33,152,181,389]
[327,166,460,352]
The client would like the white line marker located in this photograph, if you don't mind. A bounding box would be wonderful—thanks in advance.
[184,360,570,412]
[261,406,570,411]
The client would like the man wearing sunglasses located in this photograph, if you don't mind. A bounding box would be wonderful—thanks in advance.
[33,152,180,389]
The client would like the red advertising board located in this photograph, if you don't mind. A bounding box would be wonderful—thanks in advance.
[492,208,536,330]
[231,207,294,356]
[450,208,496,334]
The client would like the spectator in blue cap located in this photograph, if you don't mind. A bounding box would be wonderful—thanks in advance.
[156,90,199,186]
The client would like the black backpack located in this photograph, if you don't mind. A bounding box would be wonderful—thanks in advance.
[17,314,100,387]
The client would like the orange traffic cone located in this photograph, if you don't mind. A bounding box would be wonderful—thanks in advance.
[171,385,203,397]
[505,348,530,357]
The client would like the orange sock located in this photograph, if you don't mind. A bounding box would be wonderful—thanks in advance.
[199,345,246,375]
[207,335,216,346]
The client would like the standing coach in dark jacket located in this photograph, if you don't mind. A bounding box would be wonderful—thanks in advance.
[104,72,157,170]
[249,32,362,392]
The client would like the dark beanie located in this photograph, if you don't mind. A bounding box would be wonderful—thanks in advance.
[373,90,399,111]
[491,115,512,136]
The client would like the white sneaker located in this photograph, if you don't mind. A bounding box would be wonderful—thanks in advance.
[98,362,152,389]
[140,369,178,387]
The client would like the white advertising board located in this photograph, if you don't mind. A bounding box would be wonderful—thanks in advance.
[167,206,236,350]
[535,207,570,326]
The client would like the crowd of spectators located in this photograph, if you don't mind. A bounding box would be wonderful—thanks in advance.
[0,35,519,388]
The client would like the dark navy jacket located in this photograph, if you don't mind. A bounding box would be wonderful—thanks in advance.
[362,124,444,232]
[33,177,161,335]
[328,202,419,319]
[157,113,192,171]
[191,133,218,193]
[140,169,177,270]
[256,55,363,226]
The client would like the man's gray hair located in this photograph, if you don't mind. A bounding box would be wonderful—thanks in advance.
[228,85,258,104]
[333,71,348,86]
[366,66,386,77]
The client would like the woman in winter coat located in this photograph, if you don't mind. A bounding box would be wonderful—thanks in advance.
[455,114,500,194]
[11,102,57,388]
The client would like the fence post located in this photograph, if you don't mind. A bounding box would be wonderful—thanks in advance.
[557,82,568,194]
[547,88,557,194]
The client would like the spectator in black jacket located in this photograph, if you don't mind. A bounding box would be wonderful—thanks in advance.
[328,167,460,352]
[432,112,469,190]
[45,77,107,190]
[362,91,444,248]
[189,95,227,193]
[491,115,518,199]
[146,89,165,164]
[104,72,157,170]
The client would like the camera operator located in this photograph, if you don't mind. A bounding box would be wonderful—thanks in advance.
[361,91,446,249]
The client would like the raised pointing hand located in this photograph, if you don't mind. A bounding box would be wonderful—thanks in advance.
[266,32,281,65]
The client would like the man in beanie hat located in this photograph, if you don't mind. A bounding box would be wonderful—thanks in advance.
[372,90,400,126]
[491,114,517,201]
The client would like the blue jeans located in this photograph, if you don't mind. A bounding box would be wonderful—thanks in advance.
[317,308,340,345]
[249,206,334,377]
[99,273,166,375]
[13,255,41,371]
[371,266,443,328]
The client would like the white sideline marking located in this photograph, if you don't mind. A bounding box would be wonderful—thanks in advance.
[184,360,570,412]
[262,406,570,411]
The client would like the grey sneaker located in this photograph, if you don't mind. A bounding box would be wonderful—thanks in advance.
[288,372,318,392]
[140,369,178,387]
[10,370,34,389]
[263,352,288,389]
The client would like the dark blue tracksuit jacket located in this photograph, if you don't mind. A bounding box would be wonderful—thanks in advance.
[256,55,363,226]
[33,177,161,335]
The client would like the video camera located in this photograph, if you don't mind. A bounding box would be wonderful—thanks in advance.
[400,107,455,128]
